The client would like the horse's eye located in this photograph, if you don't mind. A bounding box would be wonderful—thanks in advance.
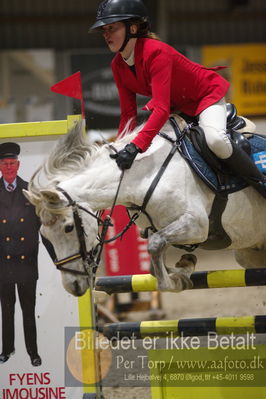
[65,224,74,233]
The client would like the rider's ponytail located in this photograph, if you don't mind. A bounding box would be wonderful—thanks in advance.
[146,32,161,40]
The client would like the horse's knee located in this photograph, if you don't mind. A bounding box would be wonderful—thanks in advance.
[148,233,166,255]
[176,212,209,244]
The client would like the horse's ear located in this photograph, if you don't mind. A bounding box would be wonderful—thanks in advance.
[40,189,62,204]
[23,189,40,206]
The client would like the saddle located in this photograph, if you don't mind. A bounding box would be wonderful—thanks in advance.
[173,103,266,194]
[168,105,266,250]
[188,103,251,177]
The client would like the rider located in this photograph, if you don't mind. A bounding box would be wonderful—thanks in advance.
[90,0,266,198]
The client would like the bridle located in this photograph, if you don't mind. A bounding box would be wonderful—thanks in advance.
[52,173,141,278]
[53,187,103,277]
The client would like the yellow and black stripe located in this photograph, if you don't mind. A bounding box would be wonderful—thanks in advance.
[103,315,266,340]
[95,268,266,294]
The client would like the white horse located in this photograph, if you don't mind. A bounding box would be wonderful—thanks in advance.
[24,117,266,296]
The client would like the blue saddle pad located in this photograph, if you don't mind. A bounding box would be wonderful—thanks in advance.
[181,134,266,194]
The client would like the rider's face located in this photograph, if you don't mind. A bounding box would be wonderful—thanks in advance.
[102,22,126,53]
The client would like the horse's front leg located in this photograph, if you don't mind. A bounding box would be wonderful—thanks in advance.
[148,212,208,292]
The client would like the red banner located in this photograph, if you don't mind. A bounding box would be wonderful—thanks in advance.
[104,206,151,276]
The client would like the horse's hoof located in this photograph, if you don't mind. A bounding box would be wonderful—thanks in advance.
[169,273,194,291]
[180,274,194,290]
[175,255,196,274]
[157,279,178,292]
[180,254,197,265]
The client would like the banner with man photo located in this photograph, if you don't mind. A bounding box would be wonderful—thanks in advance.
[0,117,93,399]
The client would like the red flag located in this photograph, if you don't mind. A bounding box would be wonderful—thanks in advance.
[51,71,85,117]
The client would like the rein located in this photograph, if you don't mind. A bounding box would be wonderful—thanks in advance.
[128,117,187,235]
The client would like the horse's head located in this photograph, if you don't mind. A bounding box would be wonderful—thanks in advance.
[23,188,99,296]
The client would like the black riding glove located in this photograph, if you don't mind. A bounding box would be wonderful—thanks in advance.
[110,143,140,170]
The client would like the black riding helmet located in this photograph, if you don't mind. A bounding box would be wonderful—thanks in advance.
[90,0,150,52]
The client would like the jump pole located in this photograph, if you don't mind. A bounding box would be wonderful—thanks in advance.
[103,315,266,340]
[95,268,266,294]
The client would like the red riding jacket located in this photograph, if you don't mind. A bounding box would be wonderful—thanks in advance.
[112,38,230,152]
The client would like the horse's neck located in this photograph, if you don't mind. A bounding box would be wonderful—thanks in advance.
[59,151,124,210]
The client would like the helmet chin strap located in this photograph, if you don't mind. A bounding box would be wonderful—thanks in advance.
[119,21,143,53]
[119,22,132,53]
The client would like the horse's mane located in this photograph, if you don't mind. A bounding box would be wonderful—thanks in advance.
[29,119,142,193]
[44,121,99,183]
[46,120,145,181]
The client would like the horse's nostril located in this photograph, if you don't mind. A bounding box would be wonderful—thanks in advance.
[73,280,83,296]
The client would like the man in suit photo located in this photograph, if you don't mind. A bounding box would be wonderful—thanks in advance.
[0,142,54,367]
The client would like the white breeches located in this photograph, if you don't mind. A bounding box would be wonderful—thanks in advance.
[199,98,232,159]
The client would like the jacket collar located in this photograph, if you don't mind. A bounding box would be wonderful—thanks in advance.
[0,176,26,191]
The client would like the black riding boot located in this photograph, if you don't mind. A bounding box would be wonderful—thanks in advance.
[222,143,266,199]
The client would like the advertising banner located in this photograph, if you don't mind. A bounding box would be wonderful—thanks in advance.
[202,44,266,116]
